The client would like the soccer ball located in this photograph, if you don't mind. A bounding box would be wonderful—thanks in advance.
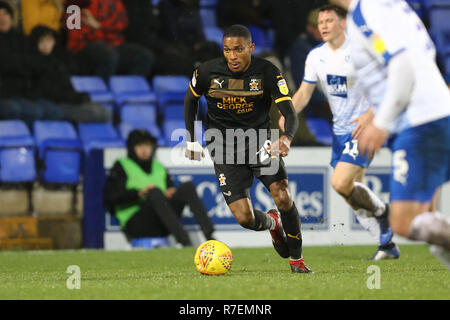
[194,240,233,275]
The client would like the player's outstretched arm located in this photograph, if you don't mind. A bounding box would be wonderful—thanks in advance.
[279,81,316,132]
[184,88,204,161]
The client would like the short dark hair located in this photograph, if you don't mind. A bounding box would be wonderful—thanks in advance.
[223,24,252,42]
[0,1,14,18]
[318,4,347,19]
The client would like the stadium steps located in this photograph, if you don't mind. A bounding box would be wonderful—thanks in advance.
[0,215,83,250]
[0,217,53,250]
[0,238,53,250]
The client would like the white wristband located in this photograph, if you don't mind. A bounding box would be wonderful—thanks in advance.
[186,141,203,153]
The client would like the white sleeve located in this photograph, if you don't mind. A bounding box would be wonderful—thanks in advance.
[355,0,410,66]
[303,51,319,84]
[372,51,414,130]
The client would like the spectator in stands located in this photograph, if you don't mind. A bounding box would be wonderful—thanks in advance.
[29,25,112,123]
[287,8,332,123]
[0,1,65,126]
[265,0,327,60]
[65,0,155,81]
[288,9,323,88]
[104,130,216,246]
[158,0,221,67]
[21,0,64,35]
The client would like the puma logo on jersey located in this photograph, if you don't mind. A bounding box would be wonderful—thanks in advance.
[287,233,301,240]
[214,79,225,88]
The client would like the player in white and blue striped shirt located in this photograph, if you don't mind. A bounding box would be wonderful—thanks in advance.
[331,0,450,268]
[280,4,399,260]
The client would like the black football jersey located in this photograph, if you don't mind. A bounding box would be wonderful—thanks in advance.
[189,56,292,133]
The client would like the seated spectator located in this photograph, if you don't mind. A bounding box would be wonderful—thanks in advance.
[65,0,155,81]
[29,25,112,123]
[104,130,216,246]
[0,1,64,126]
[21,0,64,35]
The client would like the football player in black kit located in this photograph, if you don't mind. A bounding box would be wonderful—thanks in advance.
[184,25,312,273]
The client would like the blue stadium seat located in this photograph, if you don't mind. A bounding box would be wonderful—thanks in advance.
[163,120,205,147]
[247,26,274,55]
[70,76,114,104]
[152,75,190,112]
[33,121,82,184]
[71,76,108,92]
[130,237,170,249]
[200,8,217,28]
[163,120,186,147]
[0,120,36,183]
[152,75,190,95]
[423,0,450,8]
[204,26,223,47]
[109,76,156,105]
[428,6,450,35]
[198,96,208,119]
[405,0,425,18]
[120,104,158,124]
[0,120,34,147]
[78,123,125,153]
[306,118,333,146]
[445,55,450,76]
[163,103,184,120]
[118,122,164,146]
[0,149,36,183]
[200,0,218,7]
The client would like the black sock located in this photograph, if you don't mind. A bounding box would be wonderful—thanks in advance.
[245,210,273,231]
[279,203,302,259]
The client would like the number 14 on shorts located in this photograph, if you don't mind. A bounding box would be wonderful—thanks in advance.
[343,139,359,160]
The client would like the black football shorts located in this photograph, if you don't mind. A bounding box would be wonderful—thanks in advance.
[213,156,288,205]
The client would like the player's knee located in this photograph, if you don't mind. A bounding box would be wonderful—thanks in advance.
[331,177,353,197]
[274,191,292,211]
[270,181,292,211]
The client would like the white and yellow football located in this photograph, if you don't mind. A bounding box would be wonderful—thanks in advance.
[194,240,233,275]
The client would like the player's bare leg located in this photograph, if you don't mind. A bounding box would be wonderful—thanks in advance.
[390,199,450,268]
[331,162,399,260]
[431,187,441,212]
[332,162,386,216]
[269,179,313,273]
[228,198,274,231]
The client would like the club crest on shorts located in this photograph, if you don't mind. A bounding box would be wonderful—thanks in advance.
[218,173,227,186]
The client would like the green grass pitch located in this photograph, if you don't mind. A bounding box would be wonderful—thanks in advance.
[0,244,448,300]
